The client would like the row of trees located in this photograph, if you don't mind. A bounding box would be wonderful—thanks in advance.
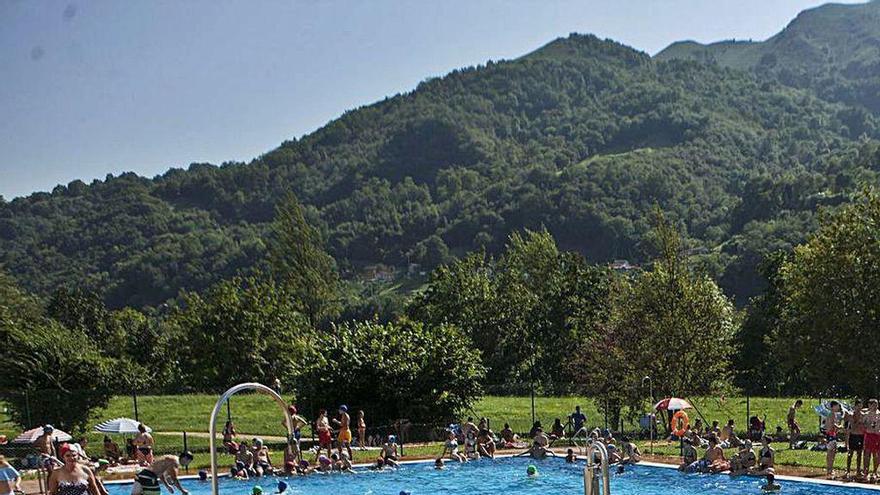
[3,191,879,433]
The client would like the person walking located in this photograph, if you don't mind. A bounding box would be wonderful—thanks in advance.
[787,400,802,449]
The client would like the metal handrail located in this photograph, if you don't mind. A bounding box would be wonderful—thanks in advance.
[208,383,293,495]
[584,440,611,495]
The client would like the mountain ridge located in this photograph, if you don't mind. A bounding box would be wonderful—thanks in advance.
[2,5,880,309]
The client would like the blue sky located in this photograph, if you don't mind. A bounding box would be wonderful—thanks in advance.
[0,0,863,199]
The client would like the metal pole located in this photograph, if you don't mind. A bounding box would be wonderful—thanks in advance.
[746,396,750,439]
[132,392,139,422]
[643,376,654,455]
[209,383,293,495]
[25,390,32,427]
[226,398,231,422]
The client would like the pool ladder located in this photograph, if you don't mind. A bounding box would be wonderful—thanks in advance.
[583,441,611,495]
[208,383,295,495]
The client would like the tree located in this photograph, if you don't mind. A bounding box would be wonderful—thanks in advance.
[408,230,611,394]
[269,193,341,327]
[773,191,880,396]
[295,317,484,425]
[582,212,737,421]
[168,276,312,392]
[0,271,115,432]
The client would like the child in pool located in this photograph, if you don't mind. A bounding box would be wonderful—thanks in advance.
[565,448,576,463]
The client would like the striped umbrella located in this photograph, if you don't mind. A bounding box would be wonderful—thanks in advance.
[94,417,151,434]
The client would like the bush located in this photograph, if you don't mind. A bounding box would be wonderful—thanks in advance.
[295,318,485,426]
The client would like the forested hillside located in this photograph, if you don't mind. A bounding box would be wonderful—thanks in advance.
[3,24,880,308]
[657,0,880,113]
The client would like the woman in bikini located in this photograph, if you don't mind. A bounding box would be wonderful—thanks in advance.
[48,444,100,495]
[222,421,238,454]
[356,411,367,450]
[134,424,154,466]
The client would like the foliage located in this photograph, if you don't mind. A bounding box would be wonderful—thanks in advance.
[571,212,738,425]
[295,318,485,425]
[167,276,312,392]
[269,193,341,326]
[772,191,880,397]
[409,229,612,394]
[0,271,115,432]
[2,29,879,308]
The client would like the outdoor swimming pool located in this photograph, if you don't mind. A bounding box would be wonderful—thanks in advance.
[105,457,880,495]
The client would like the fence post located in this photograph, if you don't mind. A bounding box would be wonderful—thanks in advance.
[132,392,139,422]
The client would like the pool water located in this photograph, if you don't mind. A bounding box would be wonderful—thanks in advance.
[106,457,880,495]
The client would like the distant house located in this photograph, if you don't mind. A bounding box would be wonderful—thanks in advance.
[610,259,640,271]
[362,264,395,282]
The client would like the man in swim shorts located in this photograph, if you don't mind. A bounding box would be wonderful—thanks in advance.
[845,399,865,480]
[863,399,880,482]
[333,405,353,461]
[315,409,332,459]
[787,400,802,449]
[131,454,191,495]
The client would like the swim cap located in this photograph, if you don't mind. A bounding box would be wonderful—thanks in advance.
[98,459,110,466]
[388,435,397,443]
[197,470,207,481]
[526,465,538,476]
[277,481,288,493]
[339,405,348,412]
[43,425,55,434]
[288,405,297,415]
[318,455,331,465]
[252,486,263,495]
[299,460,309,468]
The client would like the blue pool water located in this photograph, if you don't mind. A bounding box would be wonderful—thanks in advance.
[106,457,880,495]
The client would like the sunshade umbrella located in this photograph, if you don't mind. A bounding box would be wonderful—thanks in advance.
[94,417,151,434]
[12,426,72,444]
[814,401,852,418]
[654,398,693,410]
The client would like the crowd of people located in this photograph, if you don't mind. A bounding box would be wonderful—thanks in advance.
[24,399,880,494]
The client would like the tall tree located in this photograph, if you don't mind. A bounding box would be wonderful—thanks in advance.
[593,212,737,402]
[269,193,341,327]
[773,191,880,397]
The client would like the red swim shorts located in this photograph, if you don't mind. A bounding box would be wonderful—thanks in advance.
[319,429,332,447]
[865,433,880,454]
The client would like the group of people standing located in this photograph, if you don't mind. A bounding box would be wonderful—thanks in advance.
[819,398,880,481]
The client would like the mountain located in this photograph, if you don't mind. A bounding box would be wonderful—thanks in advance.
[2,27,880,309]
[657,0,880,113]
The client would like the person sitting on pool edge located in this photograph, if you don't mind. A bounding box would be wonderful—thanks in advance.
[382,435,400,467]
[679,437,698,471]
[727,440,756,476]
[252,438,274,476]
[750,435,775,476]
[499,423,518,448]
[439,431,466,463]
[516,426,553,459]
[620,436,641,465]
[476,429,495,459]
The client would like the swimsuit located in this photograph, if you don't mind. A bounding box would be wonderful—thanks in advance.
[138,447,152,455]
[338,429,352,444]
[57,480,88,495]
[865,432,880,454]
[318,429,332,447]
[134,469,160,495]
